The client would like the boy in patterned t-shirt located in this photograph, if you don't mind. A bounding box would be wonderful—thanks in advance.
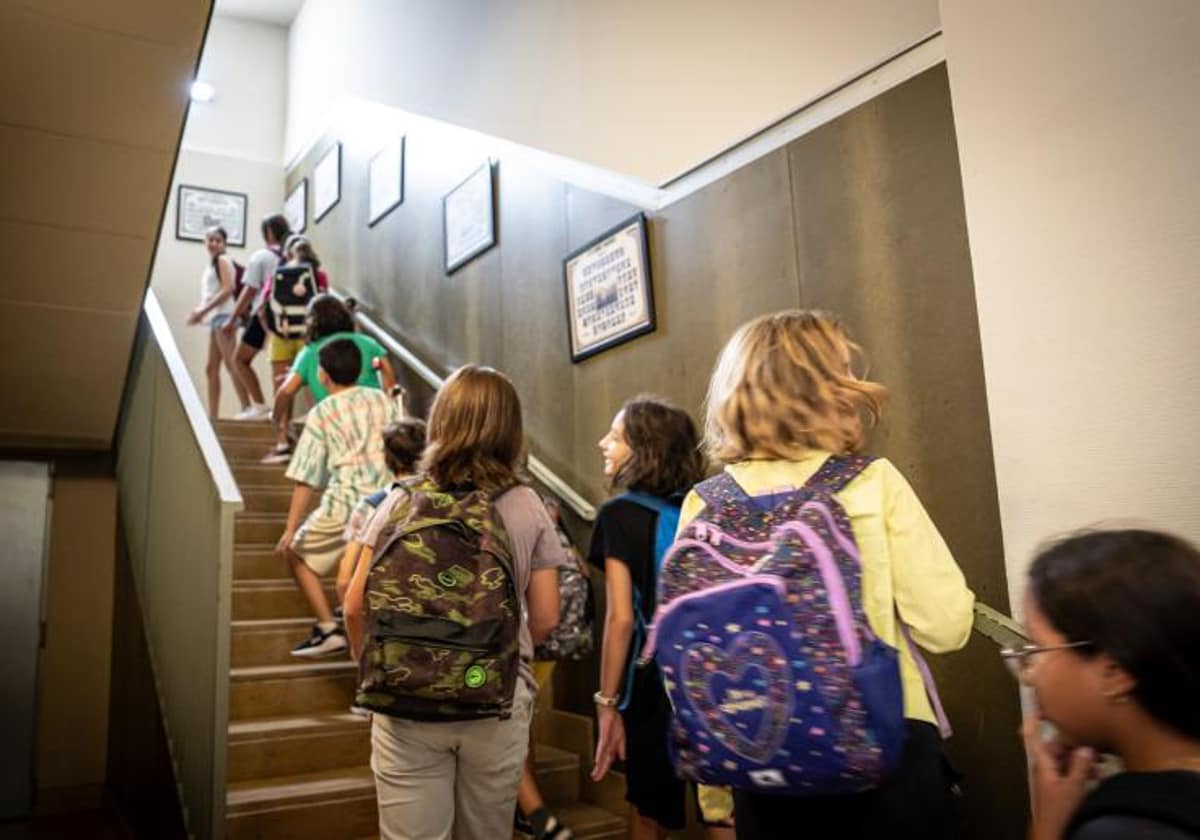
[275,338,399,657]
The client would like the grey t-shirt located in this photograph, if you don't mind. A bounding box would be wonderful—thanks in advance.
[242,246,281,312]
[359,483,568,686]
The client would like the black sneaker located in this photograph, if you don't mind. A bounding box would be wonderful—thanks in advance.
[291,623,348,658]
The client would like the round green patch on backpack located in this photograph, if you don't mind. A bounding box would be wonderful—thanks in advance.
[437,570,458,588]
[464,665,487,689]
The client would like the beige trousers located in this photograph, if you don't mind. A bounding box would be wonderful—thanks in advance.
[371,681,533,840]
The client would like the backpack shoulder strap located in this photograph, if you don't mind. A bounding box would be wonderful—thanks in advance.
[803,453,877,495]
[692,471,751,509]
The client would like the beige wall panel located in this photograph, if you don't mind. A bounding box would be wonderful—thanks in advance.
[0,304,136,441]
[0,3,192,150]
[788,66,1024,839]
[0,220,150,313]
[0,124,171,238]
[9,0,211,48]
[37,475,117,789]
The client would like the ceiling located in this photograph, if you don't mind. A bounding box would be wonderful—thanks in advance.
[214,0,303,26]
[0,0,212,449]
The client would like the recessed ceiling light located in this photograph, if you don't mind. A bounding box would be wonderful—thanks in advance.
[190,81,216,103]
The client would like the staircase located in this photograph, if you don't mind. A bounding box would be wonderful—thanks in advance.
[215,419,627,839]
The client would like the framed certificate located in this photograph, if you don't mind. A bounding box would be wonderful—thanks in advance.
[284,178,307,235]
[562,213,655,362]
[368,137,405,227]
[443,161,497,274]
[313,142,341,223]
[175,185,247,246]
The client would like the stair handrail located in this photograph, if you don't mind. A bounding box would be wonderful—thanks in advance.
[143,289,243,506]
[345,301,598,522]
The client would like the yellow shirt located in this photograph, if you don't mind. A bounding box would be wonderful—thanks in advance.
[677,452,975,727]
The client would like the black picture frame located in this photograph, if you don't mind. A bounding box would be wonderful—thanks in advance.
[442,161,497,274]
[284,177,307,235]
[313,142,342,224]
[175,184,247,247]
[368,136,405,227]
[562,212,655,363]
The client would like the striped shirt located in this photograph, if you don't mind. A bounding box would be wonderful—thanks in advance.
[285,386,399,521]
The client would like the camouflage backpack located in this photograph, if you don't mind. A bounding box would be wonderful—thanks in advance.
[355,478,521,721]
[534,545,594,662]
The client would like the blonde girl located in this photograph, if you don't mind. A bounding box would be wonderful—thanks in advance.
[688,310,974,839]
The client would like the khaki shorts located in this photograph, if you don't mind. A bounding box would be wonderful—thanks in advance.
[268,332,306,364]
[290,511,347,576]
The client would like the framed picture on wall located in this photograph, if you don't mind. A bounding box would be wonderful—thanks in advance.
[562,212,655,363]
[368,136,405,227]
[443,161,496,273]
[284,178,307,235]
[313,142,341,223]
[175,185,247,246]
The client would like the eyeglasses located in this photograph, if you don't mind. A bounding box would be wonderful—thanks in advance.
[999,641,1093,682]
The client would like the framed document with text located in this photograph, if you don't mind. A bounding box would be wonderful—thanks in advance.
[313,142,341,223]
[443,161,496,273]
[284,178,307,235]
[562,213,655,363]
[368,137,405,227]
[176,185,247,246]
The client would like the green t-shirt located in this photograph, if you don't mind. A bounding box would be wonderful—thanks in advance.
[291,332,388,402]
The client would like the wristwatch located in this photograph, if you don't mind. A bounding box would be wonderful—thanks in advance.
[593,691,619,708]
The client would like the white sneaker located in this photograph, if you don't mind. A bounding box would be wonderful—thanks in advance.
[242,403,271,420]
[291,624,348,658]
[233,405,259,420]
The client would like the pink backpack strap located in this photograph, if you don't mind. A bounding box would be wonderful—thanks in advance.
[898,621,953,739]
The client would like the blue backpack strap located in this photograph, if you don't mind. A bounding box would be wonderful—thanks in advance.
[612,491,682,711]
[803,454,876,495]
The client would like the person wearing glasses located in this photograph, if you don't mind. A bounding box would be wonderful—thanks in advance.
[1005,529,1200,839]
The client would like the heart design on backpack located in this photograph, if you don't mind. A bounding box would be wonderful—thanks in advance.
[680,630,793,763]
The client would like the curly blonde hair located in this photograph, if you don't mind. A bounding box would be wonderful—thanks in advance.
[703,310,887,463]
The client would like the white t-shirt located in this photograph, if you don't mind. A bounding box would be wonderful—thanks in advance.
[199,258,236,324]
[242,246,282,312]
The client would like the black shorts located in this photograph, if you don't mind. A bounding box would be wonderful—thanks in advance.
[240,312,266,350]
[621,665,687,830]
[732,721,962,840]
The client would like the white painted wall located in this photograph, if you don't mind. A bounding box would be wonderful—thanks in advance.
[184,14,287,163]
[284,0,939,184]
[151,14,286,418]
[940,0,1200,605]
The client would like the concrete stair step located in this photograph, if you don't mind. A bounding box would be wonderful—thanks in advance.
[238,487,294,515]
[230,661,356,720]
[235,546,288,580]
[225,767,377,840]
[232,462,292,488]
[235,513,288,544]
[232,618,318,667]
[228,711,370,783]
[233,579,336,621]
[222,438,279,461]
[216,418,276,441]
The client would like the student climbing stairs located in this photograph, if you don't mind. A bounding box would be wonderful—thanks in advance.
[216,419,627,839]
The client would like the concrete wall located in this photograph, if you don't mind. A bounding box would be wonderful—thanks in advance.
[288,67,1026,838]
[285,0,939,184]
[940,0,1200,606]
[150,14,287,418]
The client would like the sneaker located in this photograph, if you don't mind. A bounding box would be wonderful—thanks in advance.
[233,405,259,420]
[348,704,371,718]
[291,624,348,658]
[259,445,293,465]
[240,403,271,421]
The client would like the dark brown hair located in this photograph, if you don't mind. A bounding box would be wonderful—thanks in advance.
[613,395,705,497]
[260,213,290,245]
[305,294,354,342]
[421,365,524,493]
[383,418,427,476]
[1029,528,1200,739]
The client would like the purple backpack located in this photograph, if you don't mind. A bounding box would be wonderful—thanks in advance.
[644,455,947,796]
